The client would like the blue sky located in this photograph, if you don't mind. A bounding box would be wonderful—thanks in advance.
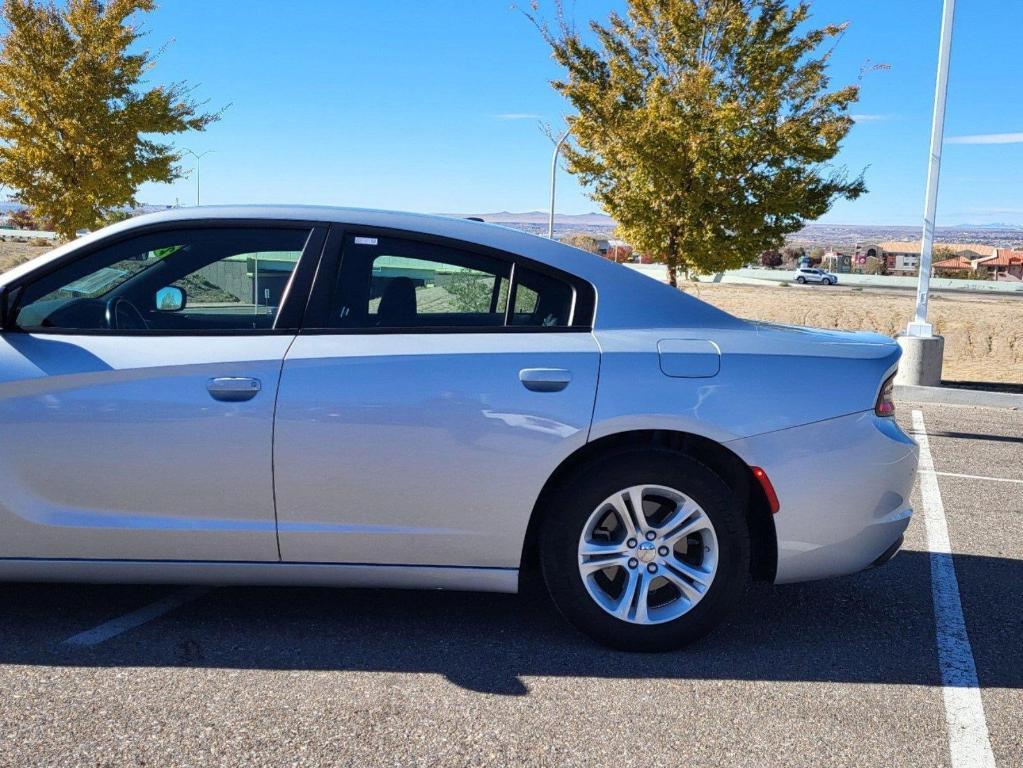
[135,0,1023,226]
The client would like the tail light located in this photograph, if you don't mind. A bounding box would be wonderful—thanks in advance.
[875,374,896,417]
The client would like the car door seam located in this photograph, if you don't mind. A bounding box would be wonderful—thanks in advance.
[584,330,604,443]
[270,334,301,561]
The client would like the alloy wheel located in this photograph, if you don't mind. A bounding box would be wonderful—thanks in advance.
[577,484,719,625]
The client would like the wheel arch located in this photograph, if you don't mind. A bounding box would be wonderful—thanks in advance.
[519,429,778,590]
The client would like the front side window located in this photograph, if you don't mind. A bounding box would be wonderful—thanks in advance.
[14,227,312,332]
[326,234,581,330]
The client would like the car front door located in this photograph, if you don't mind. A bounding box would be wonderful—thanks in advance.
[273,231,600,569]
[0,222,325,561]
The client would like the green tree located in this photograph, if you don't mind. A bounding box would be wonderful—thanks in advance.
[561,232,603,254]
[531,0,866,284]
[445,271,494,313]
[101,207,133,227]
[0,0,219,239]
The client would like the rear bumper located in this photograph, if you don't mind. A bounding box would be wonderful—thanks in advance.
[727,412,919,584]
[871,534,904,568]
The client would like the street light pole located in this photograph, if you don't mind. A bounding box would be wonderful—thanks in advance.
[548,130,569,239]
[907,0,956,338]
[182,149,213,207]
[896,0,955,388]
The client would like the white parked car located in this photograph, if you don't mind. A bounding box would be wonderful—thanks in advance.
[0,208,917,650]
[794,267,838,285]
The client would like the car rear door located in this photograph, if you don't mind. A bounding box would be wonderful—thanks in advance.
[273,229,600,569]
[0,222,325,561]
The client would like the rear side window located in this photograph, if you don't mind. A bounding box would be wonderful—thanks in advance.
[326,234,579,330]
[510,267,574,327]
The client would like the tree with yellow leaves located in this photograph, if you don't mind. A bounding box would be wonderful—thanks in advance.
[0,0,219,239]
[531,0,866,284]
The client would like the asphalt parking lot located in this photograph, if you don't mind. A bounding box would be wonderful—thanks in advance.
[0,402,1019,767]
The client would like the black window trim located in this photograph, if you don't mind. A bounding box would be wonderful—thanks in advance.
[2,219,329,337]
[299,224,596,335]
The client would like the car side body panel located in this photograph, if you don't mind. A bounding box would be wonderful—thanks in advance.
[273,332,600,568]
[590,325,901,444]
[0,333,290,561]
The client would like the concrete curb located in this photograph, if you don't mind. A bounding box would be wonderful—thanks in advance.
[895,384,1023,409]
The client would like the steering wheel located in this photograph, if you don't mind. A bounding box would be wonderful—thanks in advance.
[104,297,148,331]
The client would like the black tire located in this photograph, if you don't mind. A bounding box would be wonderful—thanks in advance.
[795,276,806,284]
[539,450,750,652]
[824,278,834,285]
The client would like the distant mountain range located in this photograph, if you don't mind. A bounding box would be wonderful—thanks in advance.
[456,211,615,226]
[3,198,1019,243]
[950,222,1023,231]
[789,222,1023,249]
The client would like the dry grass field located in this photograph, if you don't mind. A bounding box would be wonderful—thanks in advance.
[0,239,51,273]
[0,241,1018,384]
[688,282,1022,385]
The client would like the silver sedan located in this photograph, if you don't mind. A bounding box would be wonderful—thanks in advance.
[0,207,918,650]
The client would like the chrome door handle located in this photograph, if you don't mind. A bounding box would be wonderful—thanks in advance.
[207,377,261,402]
[519,368,571,393]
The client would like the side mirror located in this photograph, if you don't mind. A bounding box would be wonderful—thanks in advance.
[155,286,186,312]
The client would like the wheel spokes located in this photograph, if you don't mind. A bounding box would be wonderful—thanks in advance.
[608,491,642,539]
[579,540,630,558]
[660,508,711,548]
[579,552,631,576]
[661,560,713,602]
[613,569,652,623]
[577,483,719,626]
[632,572,652,624]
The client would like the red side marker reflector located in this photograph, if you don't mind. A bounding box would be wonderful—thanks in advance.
[751,466,780,514]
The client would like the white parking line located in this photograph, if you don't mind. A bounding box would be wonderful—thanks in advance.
[912,410,996,768]
[931,471,1023,485]
[63,587,210,647]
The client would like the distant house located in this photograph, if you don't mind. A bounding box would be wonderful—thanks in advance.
[933,248,1023,281]
[930,253,974,272]
[878,241,999,276]
[985,249,1023,281]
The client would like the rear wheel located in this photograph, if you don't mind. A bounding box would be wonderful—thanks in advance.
[795,276,806,284]
[539,451,750,651]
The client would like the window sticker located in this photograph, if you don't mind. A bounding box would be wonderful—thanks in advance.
[63,267,128,296]
[354,236,378,246]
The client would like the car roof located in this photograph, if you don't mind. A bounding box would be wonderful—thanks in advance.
[0,205,745,331]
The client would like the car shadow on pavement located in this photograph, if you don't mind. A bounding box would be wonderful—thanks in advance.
[0,550,1019,696]
[928,430,1023,445]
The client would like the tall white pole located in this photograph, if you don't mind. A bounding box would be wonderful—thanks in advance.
[548,130,569,239]
[907,0,956,337]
